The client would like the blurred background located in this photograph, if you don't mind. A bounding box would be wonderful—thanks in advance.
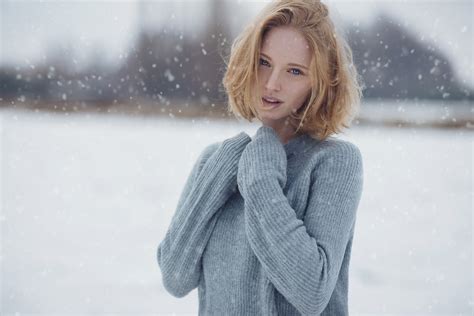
[1,0,472,315]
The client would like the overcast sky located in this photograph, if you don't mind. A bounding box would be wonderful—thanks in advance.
[1,0,472,87]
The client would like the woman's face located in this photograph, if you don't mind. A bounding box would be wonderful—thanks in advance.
[256,26,312,129]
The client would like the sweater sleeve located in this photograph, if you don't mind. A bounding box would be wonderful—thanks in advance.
[237,126,363,315]
[157,132,251,298]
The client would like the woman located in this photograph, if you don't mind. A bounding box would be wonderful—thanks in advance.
[157,0,364,315]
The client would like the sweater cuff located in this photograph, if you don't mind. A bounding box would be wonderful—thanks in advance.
[249,125,287,171]
[252,126,286,162]
[253,125,280,142]
[238,126,287,192]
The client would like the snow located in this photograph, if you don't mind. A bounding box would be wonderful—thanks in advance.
[0,107,472,314]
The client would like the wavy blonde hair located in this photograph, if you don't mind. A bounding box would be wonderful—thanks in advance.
[222,0,363,141]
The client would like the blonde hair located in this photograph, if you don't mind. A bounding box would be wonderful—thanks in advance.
[222,0,363,141]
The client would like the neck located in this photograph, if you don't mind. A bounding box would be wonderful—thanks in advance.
[264,121,299,145]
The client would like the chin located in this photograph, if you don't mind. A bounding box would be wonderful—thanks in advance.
[259,113,290,125]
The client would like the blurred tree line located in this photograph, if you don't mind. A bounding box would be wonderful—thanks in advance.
[0,0,472,114]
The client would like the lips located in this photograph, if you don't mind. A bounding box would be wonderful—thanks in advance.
[262,96,283,108]
[263,95,282,103]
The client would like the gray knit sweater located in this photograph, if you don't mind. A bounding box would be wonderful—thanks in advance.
[157,125,364,315]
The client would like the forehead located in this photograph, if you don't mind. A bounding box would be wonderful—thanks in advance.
[260,26,311,65]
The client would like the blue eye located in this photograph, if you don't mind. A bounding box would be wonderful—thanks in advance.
[290,68,302,76]
[259,58,270,67]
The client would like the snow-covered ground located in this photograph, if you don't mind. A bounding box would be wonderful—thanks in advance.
[357,99,473,127]
[1,107,472,315]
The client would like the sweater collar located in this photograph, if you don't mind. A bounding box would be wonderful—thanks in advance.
[283,133,311,157]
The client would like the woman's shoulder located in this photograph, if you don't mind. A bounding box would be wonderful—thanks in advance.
[329,138,361,158]
[304,135,363,174]
[303,136,364,189]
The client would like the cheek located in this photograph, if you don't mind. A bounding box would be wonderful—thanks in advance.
[290,84,311,107]
[258,68,270,82]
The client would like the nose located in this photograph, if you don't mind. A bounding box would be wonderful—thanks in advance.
[264,70,281,92]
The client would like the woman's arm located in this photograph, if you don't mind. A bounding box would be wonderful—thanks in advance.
[157,132,251,298]
[237,126,363,315]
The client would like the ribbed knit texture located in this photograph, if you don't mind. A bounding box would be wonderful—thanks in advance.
[157,125,364,315]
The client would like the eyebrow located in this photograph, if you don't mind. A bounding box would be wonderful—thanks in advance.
[260,52,309,70]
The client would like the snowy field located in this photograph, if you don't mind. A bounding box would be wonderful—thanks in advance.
[0,107,472,315]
